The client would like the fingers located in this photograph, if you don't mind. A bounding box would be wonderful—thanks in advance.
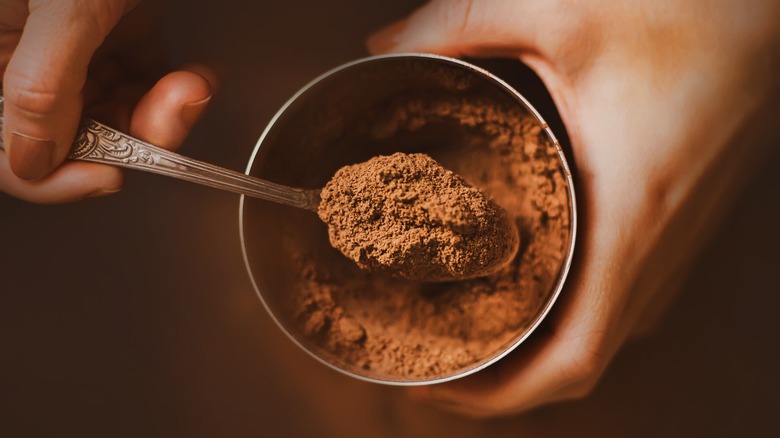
[366,0,546,57]
[0,154,123,203]
[1,66,218,204]
[2,0,126,180]
[129,69,214,148]
[411,242,628,418]
[417,334,609,418]
[417,329,613,418]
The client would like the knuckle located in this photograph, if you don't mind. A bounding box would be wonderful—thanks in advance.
[479,398,513,418]
[458,401,512,419]
[74,0,126,36]
[468,388,531,418]
[435,0,475,36]
[643,174,676,223]
[569,376,600,400]
[560,335,607,385]
[36,0,125,38]
[3,72,62,117]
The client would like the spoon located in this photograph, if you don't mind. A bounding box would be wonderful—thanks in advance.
[0,100,321,212]
[0,101,518,281]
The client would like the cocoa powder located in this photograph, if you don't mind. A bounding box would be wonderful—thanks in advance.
[318,152,519,281]
[287,95,572,381]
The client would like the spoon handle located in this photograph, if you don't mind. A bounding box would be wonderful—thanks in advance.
[0,98,320,211]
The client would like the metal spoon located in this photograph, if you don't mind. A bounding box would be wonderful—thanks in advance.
[0,98,321,212]
[0,98,517,281]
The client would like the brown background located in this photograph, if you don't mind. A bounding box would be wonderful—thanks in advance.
[1,1,778,436]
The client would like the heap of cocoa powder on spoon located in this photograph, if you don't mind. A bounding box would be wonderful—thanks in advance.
[318,152,519,281]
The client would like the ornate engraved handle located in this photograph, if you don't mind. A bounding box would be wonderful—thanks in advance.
[0,97,320,211]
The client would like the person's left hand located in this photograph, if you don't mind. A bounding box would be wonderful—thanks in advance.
[367,0,780,418]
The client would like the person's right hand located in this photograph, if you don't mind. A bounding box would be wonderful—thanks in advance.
[0,0,217,203]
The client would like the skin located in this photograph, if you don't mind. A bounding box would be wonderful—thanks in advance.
[367,0,780,418]
[0,0,218,203]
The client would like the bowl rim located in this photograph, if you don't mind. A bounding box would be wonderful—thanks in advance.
[238,53,578,386]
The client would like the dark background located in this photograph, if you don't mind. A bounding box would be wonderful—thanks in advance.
[1,1,778,436]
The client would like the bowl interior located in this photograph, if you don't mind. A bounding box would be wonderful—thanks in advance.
[240,55,575,384]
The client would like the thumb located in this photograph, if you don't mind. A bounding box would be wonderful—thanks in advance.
[2,0,128,180]
[366,0,544,57]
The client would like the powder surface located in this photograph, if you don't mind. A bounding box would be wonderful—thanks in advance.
[284,95,572,381]
[318,152,519,281]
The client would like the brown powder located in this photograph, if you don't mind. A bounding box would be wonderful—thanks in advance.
[287,95,572,381]
[318,152,519,281]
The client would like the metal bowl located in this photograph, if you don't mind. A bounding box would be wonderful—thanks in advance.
[239,54,577,385]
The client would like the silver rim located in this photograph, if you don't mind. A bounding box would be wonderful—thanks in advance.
[239,53,577,386]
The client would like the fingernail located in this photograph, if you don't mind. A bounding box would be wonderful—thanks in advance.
[180,94,212,128]
[82,187,123,200]
[366,19,408,54]
[8,132,56,180]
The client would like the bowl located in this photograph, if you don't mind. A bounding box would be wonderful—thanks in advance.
[239,54,577,385]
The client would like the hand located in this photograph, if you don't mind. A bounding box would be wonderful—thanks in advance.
[0,0,218,203]
[368,0,780,417]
